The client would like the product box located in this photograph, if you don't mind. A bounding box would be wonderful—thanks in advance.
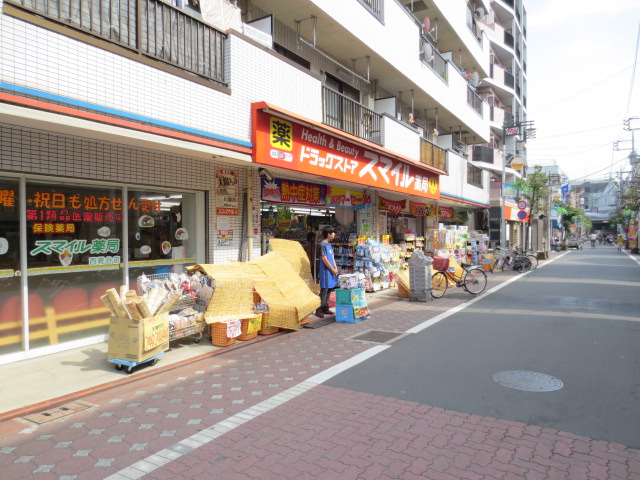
[335,288,367,308]
[335,304,368,323]
[108,313,170,363]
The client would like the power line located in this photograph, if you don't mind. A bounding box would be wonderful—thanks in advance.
[625,21,640,118]
[531,124,618,140]
[530,62,638,114]
[567,156,629,182]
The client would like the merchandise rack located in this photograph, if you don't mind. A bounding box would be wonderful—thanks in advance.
[137,272,210,343]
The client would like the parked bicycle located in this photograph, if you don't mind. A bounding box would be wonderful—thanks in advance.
[431,257,487,299]
[512,248,538,270]
[493,246,532,273]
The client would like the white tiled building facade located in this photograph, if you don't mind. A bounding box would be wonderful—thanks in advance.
[0,0,528,362]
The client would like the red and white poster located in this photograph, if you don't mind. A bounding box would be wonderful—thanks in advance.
[252,104,440,200]
[378,196,406,215]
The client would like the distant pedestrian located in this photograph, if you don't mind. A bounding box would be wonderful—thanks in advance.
[590,233,597,248]
[617,235,625,251]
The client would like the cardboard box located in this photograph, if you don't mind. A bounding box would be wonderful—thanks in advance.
[108,313,169,363]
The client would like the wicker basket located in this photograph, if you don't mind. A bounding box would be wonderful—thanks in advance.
[210,321,237,347]
[258,313,279,335]
[397,283,411,298]
[238,316,261,341]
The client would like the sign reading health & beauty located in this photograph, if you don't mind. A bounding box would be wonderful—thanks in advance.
[252,104,440,200]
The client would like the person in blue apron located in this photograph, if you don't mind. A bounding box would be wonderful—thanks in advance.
[316,226,338,318]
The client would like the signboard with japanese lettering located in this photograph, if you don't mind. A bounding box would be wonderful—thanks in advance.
[215,168,239,216]
[438,206,454,220]
[326,186,372,210]
[378,196,406,215]
[260,178,327,206]
[252,105,440,200]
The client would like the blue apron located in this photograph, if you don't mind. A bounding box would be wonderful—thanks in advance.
[319,241,337,289]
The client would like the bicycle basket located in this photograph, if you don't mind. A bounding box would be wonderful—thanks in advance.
[432,256,450,272]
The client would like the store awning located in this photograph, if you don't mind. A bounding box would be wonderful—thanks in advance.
[251,102,444,201]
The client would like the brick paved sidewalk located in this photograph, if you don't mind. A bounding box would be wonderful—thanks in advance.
[4,251,637,480]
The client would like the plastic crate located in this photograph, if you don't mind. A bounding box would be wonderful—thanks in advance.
[335,288,367,307]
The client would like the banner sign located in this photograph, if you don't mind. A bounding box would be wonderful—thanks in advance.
[261,178,327,206]
[438,206,454,220]
[503,183,517,200]
[326,186,373,210]
[410,200,427,217]
[253,106,440,200]
[378,196,406,215]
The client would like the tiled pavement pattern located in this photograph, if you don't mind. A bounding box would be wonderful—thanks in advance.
[1,257,639,480]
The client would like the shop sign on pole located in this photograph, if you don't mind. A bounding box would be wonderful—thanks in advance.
[252,104,441,200]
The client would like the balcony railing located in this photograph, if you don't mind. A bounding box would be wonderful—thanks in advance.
[504,30,514,48]
[467,86,483,116]
[7,0,226,84]
[420,36,448,82]
[420,138,447,173]
[472,145,494,164]
[504,70,515,88]
[322,87,383,145]
[358,0,383,21]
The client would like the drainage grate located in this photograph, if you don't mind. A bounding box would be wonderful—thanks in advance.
[492,370,563,392]
[350,330,405,344]
[23,401,93,424]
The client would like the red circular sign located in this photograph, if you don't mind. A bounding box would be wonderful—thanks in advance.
[517,200,527,210]
[517,210,528,220]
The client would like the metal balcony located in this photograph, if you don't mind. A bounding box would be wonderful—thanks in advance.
[322,87,383,145]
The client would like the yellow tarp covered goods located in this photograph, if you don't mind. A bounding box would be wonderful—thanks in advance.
[189,242,320,330]
[188,264,259,324]
[268,238,316,291]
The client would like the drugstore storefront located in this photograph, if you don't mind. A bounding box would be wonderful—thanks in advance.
[250,101,445,257]
[0,177,205,359]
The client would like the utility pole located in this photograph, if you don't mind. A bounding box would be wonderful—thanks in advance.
[501,119,535,248]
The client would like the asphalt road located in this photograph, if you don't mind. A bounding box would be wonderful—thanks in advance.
[327,246,640,449]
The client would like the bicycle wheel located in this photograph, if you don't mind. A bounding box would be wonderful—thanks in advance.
[431,271,448,298]
[526,254,538,270]
[513,256,532,273]
[501,257,512,271]
[462,268,487,295]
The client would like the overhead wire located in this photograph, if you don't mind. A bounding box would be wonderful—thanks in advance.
[625,20,640,118]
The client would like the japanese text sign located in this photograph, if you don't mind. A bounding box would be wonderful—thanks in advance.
[252,106,440,200]
[378,196,406,215]
[261,178,327,206]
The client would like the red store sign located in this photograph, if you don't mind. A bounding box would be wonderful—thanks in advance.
[252,103,441,200]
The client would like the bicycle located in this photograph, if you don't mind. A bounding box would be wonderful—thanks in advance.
[513,248,538,270]
[493,246,532,273]
[431,257,487,299]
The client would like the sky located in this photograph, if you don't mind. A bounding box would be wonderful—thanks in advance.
[525,0,640,183]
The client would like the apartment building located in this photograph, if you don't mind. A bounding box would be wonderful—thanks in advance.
[0,0,526,362]
[471,0,529,247]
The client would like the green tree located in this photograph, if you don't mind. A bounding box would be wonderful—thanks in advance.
[513,166,549,250]
[513,166,549,218]
[557,202,587,234]
[613,186,640,253]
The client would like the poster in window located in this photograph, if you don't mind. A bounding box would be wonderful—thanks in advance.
[215,168,239,216]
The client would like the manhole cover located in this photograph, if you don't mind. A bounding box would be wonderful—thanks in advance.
[492,371,563,392]
[350,330,404,344]
[23,401,93,424]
